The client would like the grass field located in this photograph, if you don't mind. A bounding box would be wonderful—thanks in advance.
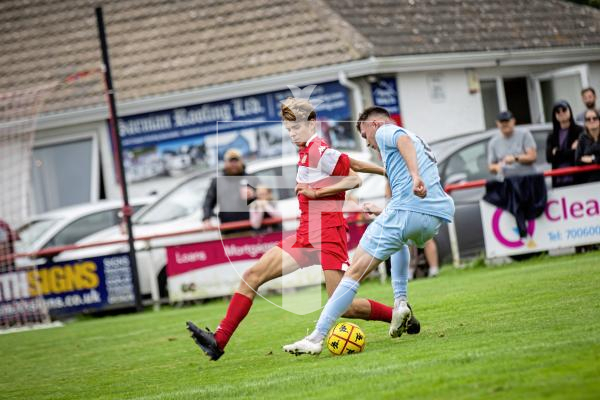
[1,252,599,400]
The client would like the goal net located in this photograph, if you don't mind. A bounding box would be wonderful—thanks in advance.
[0,84,54,332]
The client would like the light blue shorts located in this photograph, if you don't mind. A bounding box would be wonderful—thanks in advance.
[359,209,443,261]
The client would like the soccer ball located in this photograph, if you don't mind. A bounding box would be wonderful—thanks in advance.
[327,322,366,355]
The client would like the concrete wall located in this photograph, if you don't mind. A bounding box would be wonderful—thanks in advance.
[396,62,600,143]
[588,61,600,94]
[397,69,486,142]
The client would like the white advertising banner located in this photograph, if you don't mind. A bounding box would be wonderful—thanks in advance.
[480,182,600,258]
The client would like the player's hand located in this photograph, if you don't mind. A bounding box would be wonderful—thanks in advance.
[296,187,318,199]
[581,155,594,164]
[295,183,308,195]
[412,176,427,198]
[361,202,382,216]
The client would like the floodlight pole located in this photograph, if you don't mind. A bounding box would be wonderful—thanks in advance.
[95,7,143,312]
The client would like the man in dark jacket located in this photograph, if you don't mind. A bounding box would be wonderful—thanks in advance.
[202,148,257,234]
[546,100,583,187]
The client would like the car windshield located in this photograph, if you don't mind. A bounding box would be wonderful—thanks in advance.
[429,136,474,162]
[134,175,211,224]
[16,218,60,250]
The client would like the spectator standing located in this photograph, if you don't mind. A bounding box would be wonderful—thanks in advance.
[575,87,599,125]
[249,186,282,232]
[202,148,257,234]
[575,109,600,183]
[488,110,537,177]
[546,100,582,187]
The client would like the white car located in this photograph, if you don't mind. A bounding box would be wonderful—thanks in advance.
[14,197,155,266]
[58,152,374,301]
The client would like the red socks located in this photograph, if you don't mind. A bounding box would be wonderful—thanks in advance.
[214,292,253,350]
[368,299,393,322]
[213,295,389,349]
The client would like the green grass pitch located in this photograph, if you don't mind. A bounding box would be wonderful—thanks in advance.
[1,252,599,400]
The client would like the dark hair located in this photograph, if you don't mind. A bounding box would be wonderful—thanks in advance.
[356,106,391,132]
[581,87,596,96]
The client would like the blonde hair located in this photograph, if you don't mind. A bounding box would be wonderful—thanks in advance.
[280,97,316,122]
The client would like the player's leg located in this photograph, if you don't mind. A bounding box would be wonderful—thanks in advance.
[389,246,421,336]
[323,269,392,322]
[388,246,412,337]
[390,246,409,300]
[188,245,300,360]
[284,211,409,354]
[283,246,382,355]
[321,224,393,322]
[213,246,300,347]
[388,212,443,338]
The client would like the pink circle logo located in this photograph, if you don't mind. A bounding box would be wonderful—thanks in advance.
[491,209,535,248]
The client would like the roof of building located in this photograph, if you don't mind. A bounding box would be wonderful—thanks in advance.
[326,0,600,56]
[1,0,599,116]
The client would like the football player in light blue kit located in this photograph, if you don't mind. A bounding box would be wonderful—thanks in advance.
[284,106,455,355]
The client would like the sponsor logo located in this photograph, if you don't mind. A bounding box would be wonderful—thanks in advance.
[174,251,208,264]
[224,242,279,258]
[491,209,535,248]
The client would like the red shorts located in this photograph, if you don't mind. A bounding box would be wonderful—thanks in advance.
[277,225,349,271]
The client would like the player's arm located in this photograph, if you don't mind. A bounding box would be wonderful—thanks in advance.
[349,157,385,176]
[396,135,427,198]
[296,170,361,199]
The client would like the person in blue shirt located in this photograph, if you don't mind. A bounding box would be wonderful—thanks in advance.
[283,106,455,355]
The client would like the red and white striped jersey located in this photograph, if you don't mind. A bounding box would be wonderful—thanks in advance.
[296,134,350,235]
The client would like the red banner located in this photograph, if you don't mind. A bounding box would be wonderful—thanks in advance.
[166,223,368,277]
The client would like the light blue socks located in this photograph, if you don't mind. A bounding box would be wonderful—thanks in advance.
[312,277,360,340]
[391,245,410,301]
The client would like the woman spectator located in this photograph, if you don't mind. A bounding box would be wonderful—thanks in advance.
[249,186,282,232]
[575,109,600,183]
[546,100,582,187]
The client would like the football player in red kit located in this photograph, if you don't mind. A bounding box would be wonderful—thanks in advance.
[186,97,418,360]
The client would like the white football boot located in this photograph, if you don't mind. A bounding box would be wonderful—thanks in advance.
[283,336,323,355]
[389,300,411,338]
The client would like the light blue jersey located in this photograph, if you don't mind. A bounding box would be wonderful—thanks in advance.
[376,124,454,223]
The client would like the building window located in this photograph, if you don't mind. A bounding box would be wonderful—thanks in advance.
[481,80,500,129]
[32,138,93,213]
